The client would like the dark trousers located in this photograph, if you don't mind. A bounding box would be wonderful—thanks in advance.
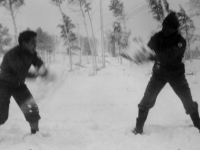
[0,82,40,125]
[138,74,198,114]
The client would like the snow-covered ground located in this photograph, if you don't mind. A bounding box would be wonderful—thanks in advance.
[0,54,200,150]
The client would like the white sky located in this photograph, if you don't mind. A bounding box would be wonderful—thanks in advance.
[0,0,199,44]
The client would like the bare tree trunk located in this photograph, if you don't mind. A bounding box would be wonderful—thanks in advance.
[69,45,72,70]
[54,36,58,62]
[100,0,105,68]
[79,1,96,74]
[119,45,122,64]
[112,40,116,57]
[188,41,192,62]
[87,11,97,74]
[185,29,192,62]
[77,23,82,64]
[122,18,127,33]
[9,0,18,44]
[122,17,131,65]
[58,3,73,70]
[115,31,121,64]
[69,46,72,71]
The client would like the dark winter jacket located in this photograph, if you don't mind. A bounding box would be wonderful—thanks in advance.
[147,31,186,79]
[0,45,43,87]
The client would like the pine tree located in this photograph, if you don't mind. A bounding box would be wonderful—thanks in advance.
[177,5,195,61]
[0,23,12,54]
[58,14,76,70]
[68,0,97,74]
[163,0,170,13]
[85,2,97,74]
[146,0,170,23]
[36,28,56,63]
[109,0,124,18]
[0,0,24,44]
[109,0,130,64]
[51,0,77,70]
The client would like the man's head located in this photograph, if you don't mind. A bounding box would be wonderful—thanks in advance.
[162,12,180,36]
[18,30,37,54]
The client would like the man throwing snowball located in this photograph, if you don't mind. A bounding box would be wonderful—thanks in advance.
[0,30,50,134]
[124,12,200,134]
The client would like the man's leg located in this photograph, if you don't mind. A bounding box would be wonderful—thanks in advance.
[12,84,41,134]
[190,109,200,131]
[133,75,166,134]
[0,84,11,125]
[169,75,200,131]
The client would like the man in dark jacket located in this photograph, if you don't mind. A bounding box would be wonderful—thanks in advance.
[133,12,200,134]
[0,30,48,134]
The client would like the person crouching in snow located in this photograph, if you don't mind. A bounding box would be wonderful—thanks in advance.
[0,30,49,134]
[133,12,200,134]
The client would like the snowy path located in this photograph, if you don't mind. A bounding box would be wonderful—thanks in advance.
[0,58,200,150]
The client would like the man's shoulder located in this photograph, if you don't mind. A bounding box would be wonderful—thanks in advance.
[6,46,20,54]
[149,32,162,42]
[149,31,162,41]
[4,45,21,58]
[153,31,162,38]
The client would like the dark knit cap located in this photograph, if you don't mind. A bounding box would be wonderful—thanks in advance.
[162,12,180,29]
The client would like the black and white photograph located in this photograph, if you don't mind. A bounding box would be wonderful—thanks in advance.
[0,0,200,149]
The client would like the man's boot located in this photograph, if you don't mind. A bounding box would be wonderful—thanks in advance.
[29,121,39,134]
[132,109,149,134]
[190,110,200,131]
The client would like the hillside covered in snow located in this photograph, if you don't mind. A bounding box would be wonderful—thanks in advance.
[0,55,200,150]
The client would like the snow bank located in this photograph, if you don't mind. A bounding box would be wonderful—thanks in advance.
[0,55,200,150]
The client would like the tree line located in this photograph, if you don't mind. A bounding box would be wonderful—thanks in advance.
[1,0,200,70]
